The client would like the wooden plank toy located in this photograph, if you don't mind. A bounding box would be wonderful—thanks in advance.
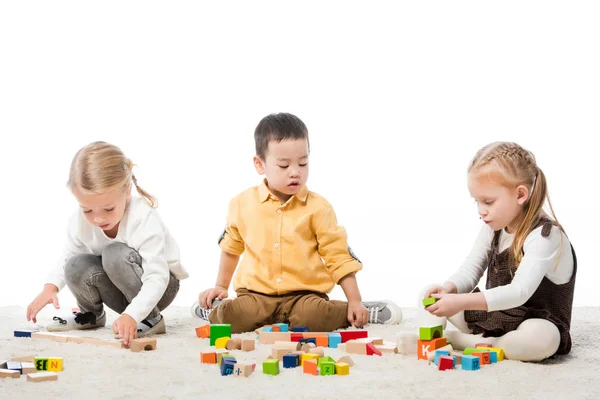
[10,355,35,362]
[258,331,292,344]
[226,338,242,350]
[241,339,255,352]
[338,330,368,343]
[14,329,38,338]
[375,344,398,354]
[201,351,217,364]
[215,336,230,349]
[21,362,36,374]
[67,336,87,344]
[195,325,210,339]
[354,337,384,345]
[81,337,124,349]
[419,325,443,341]
[418,338,447,360]
[283,353,300,368]
[210,324,232,346]
[262,359,280,376]
[461,355,480,371]
[27,372,59,382]
[438,356,455,371]
[303,359,318,375]
[335,362,350,375]
[35,357,63,372]
[337,355,355,367]
[0,369,20,378]
[31,332,69,343]
[130,338,157,353]
[422,297,437,307]
[233,363,254,377]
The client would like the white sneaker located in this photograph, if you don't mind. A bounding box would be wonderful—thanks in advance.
[46,311,106,332]
[190,299,224,321]
[362,300,403,325]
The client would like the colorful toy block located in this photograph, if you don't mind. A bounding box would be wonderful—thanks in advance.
[216,350,229,366]
[27,371,59,382]
[215,336,230,349]
[463,347,487,356]
[241,339,255,352]
[263,359,280,376]
[274,323,289,332]
[7,362,22,374]
[488,351,498,364]
[201,351,217,364]
[476,343,492,348]
[220,356,236,376]
[299,338,317,346]
[283,353,300,368]
[272,348,293,360]
[303,359,318,375]
[14,329,37,338]
[34,357,63,372]
[0,369,20,378]
[226,338,242,350]
[472,352,491,365]
[366,343,382,356]
[195,325,210,339]
[263,326,273,332]
[419,325,443,341]
[210,324,232,346]
[312,334,329,348]
[130,338,157,353]
[317,356,335,368]
[320,361,335,376]
[433,350,450,365]
[461,355,480,371]
[233,363,254,377]
[338,330,368,343]
[258,331,292,344]
[478,346,505,361]
[301,353,320,366]
[301,342,316,353]
[274,341,301,351]
[291,333,304,342]
[427,344,453,362]
[438,356,455,371]
[418,338,447,360]
[292,326,308,332]
[10,355,35,362]
[328,332,342,348]
[422,297,437,307]
[335,362,350,375]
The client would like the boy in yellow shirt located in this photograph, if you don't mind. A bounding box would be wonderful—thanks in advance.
[192,113,402,333]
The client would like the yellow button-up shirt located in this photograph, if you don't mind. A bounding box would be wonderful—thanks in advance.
[219,179,362,295]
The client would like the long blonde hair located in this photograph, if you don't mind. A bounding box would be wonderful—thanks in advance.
[469,141,560,267]
[68,141,157,208]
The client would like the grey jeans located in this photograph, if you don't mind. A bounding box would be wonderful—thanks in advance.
[64,242,179,321]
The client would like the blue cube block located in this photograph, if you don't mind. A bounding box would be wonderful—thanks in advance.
[283,353,300,368]
[434,350,450,365]
[489,351,498,364]
[299,338,316,345]
[462,355,480,371]
[220,356,236,376]
[14,330,36,338]
[328,333,342,348]
[274,323,289,332]
[6,361,22,374]
[292,326,308,332]
[262,326,273,332]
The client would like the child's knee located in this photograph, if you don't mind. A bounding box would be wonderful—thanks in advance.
[501,319,561,362]
[65,254,101,284]
[101,243,140,273]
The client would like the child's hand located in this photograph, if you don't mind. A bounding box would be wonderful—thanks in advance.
[26,284,60,323]
[113,314,137,347]
[424,284,452,300]
[199,286,228,308]
[426,293,465,318]
[347,300,368,328]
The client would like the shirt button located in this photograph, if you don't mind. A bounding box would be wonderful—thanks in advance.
[276,278,282,283]
[274,243,279,249]
[277,209,282,214]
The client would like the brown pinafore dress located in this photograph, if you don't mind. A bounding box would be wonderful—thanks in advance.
[463,217,577,355]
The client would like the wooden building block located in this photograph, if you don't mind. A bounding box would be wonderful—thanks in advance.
[303,359,318,375]
[81,337,124,349]
[299,338,317,346]
[21,362,36,374]
[201,351,217,364]
[472,352,491,365]
[301,342,316,353]
[0,369,20,378]
[291,326,308,332]
[476,343,492,348]
[335,362,350,375]
[210,324,232,346]
[427,344,454,362]
[262,326,273,332]
[215,336,230,349]
[301,353,320,366]
[67,336,86,344]
[274,341,301,351]
[241,339,255,352]
[423,297,437,307]
[346,340,367,355]
[336,343,347,352]
[283,353,300,368]
[478,347,505,361]
[272,348,293,360]
[220,356,236,376]
[354,337,384,345]
[337,355,355,367]
[419,325,443,341]
[338,330,368,343]
[195,325,210,339]
[6,361,22,374]
[320,361,335,376]
[216,350,229,366]
[258,331,292,344]
[10,355,35,362]
[308,333,329,347]
[418,338,447,360]
[233,363,254,377]
[262,359,280,375]
[291,333,304,342]
[366,343,382,356]
[14,329,38,338]
[31,332,69,342]
[27,371,59,382]
[0,360,7,369]
[34,357,63,372]
[271,325,280,332]
[226,338,242,350]
[375,344,398,354]
[328,332,342,348]
[273,323,289,332]
[312,347,325,358]
[130,338,157,353]
[461,355,480,371]
[438,356,455,371]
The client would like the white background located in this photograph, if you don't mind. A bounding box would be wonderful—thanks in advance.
[1,1,598,312]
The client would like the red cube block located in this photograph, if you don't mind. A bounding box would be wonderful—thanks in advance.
[438,356,454,371]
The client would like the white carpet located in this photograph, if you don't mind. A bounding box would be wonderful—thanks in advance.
[1,305,598,400]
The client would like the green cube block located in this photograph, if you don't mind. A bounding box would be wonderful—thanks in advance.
[263,359,280,376]
[320,361,335,376]
[422,297,437,307]
[317,356,335,369]
[210,324,232,346]
[419,325,443,341]
[34,358,49,371]
[464,347,490,355]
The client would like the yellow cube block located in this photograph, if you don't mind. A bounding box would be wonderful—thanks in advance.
[48,357,63,372]
[477,346,505,361]
[301,353,320,366]
[335,362,350,375]
[215,337,231,349]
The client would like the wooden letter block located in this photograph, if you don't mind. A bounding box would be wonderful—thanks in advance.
[303,359,318,375]
[320,361,335,376]
[195,325,210,339]
[461,355,480,371]
[283,353,300,368]
[201,351,217,364]
[472,352,491,365]
[35,358,63,372]
[233,363,254,377]
[241,339,255,352]
[418,338,447,360]
[130,338,157,353]
[0,369,20,378]
[419,325,443,341]
[328,332,342,348]
[27,372,59,382]
[478,347,505,361]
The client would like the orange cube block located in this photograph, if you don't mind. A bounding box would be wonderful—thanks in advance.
[303,359,318,375]
[472,352,491,365]
[201,351,217,364]
[196,325,210,339]
[417,338,447,360]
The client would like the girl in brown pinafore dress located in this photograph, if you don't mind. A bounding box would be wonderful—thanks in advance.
[419,142,576,361]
